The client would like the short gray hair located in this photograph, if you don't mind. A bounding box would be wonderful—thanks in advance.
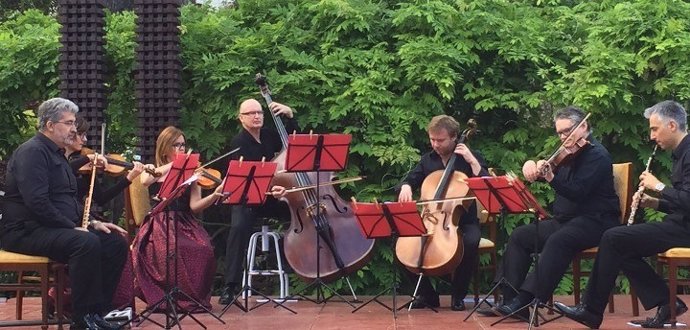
[554,105,591,133]
[37,98,79,131]
[644,100,687,132]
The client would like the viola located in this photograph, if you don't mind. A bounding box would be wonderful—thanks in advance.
[255,74,374,281]
[395,119,477,276]
[80,147,160,177]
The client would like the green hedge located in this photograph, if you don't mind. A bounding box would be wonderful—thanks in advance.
[2,0,690,295]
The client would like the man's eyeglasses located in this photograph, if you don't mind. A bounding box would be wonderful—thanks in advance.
[556,125,576,137]
[239,111,264,117]
[172,142,186,149]
[54,120,77,127]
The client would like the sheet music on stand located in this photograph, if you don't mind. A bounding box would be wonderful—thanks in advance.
[156,153,199,201]
[285,133,351,172]
[351,201,426,318]
[221,160,277,206]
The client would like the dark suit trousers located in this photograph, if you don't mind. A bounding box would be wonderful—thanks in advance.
[584,220,690,315]
[411,222,481,299]
[498,215,618,302]
[2,226,128,317]
[224,201,289,286]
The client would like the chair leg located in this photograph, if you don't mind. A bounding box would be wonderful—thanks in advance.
[607,292,615,313]
[473,256,480,304]
[40,267,49,330]
[669,261,678,327]
[631,286,639,317]
[573,256,581,305]
[16,270,24,320]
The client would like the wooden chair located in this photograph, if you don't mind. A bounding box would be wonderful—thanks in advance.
[123,176,151,237]
[0,250,66,329]
[571,162,639,316]
[656,247,690,325]
[473,203,498,304]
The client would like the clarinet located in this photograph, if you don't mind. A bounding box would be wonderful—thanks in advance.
[627,145,658,225]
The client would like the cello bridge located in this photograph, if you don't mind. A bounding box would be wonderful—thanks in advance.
[306,203,327,218]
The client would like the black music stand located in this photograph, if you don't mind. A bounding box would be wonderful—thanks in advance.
[350,201,427,318]
[133,154,225,329]
[278,133,355,306]
[464,175,560,328]
[218,160,296,316]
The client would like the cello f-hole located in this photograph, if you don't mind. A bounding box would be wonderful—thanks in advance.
[323,194,348,214]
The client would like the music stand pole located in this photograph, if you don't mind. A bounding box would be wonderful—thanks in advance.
[489,181,562,328]
[275,134,356,308]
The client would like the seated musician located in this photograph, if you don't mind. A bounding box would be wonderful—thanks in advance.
[397,114,489,311]
[219,99,293,305]
[556,100,690,329]
[489,106,620,319]
[66,116,148,211]
[133,126,225,312]
[0,98,126,330]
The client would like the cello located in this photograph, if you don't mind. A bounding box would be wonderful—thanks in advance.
[395,120,478,276]
[255,74,375,281]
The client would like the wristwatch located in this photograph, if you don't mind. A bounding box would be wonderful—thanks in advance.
[655,182,666,192]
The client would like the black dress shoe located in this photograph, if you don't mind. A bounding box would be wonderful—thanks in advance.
[409,294,440,309]
[451,296,466,311]
[630,298,689,326]
[70,313,121,330]
[494,297,530,317]
[638,298,689,328]
[553,302,603,329]
[218,285,236,305]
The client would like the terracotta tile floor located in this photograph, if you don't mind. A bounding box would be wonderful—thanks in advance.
[0,294,687,329]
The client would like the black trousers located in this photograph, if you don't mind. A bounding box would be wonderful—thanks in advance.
[410,222,481,299]
[497,214,618,302]
[223,200,289,286]
[584,220,690,315]
[2,227,128,318]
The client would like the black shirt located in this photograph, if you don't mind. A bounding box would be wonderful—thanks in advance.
[658,134,690,223]
[549,136,620,220]
[400,148,490,225]
[228,116,299,162]
[1,133,80,240]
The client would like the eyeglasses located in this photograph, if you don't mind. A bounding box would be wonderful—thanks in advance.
[240,111,264,117]
[78,132,87,140]
[556,125,576,137]
[54,120,77,127]
[172,142,186,149]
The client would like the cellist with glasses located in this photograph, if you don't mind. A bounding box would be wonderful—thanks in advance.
[396,114,489,311]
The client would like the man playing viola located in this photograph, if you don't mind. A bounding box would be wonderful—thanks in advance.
[219,98,295,304]
[490,106,620,319]
[398,114,488,311]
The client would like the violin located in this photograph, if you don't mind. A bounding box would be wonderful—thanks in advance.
[538,113,592,176]
[256,74,374,281]
[80,147,160,177]
[196,168,222,190]
[395,119,477,276]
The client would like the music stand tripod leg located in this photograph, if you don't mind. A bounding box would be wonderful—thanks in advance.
[463,277,518,321]
[397,273,438,313]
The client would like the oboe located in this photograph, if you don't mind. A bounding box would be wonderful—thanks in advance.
[627,145,658,225]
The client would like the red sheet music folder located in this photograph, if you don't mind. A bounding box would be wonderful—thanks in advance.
[285,133,351,172]
[157,153,199,200]
[352,201,426,239]
[466,175,549,219]
[221,160,277,206]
